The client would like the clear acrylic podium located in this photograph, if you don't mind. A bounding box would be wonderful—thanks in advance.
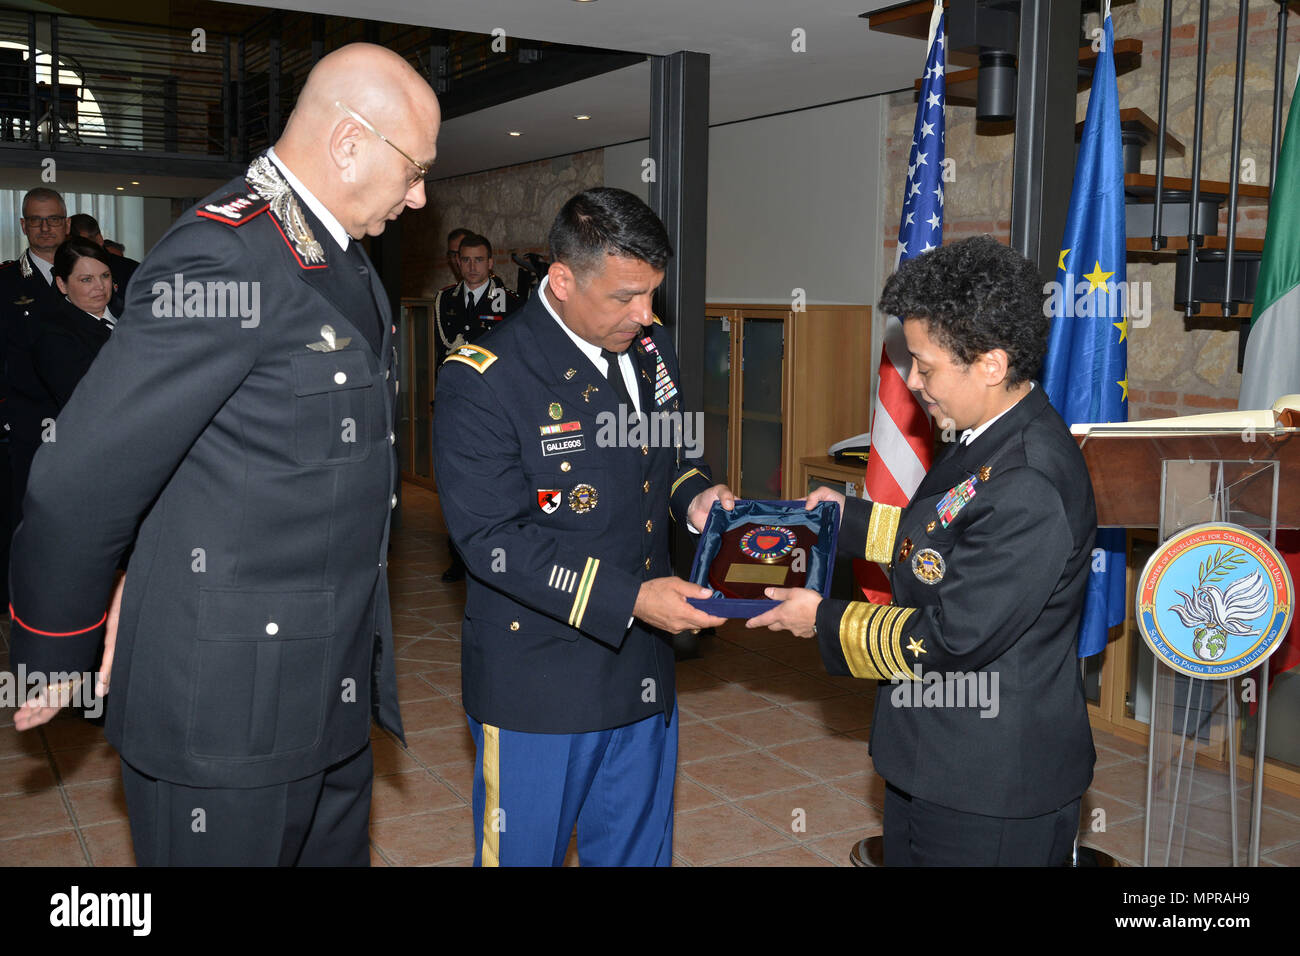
[1078,417,1300,867]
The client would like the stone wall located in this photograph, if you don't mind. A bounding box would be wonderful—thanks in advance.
[879,0,1300,418]
[400,149,604,299]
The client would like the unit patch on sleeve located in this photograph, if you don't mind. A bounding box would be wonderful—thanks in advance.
[443,344,498,373]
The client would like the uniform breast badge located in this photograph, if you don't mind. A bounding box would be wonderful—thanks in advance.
[548,402,563,421]
[911,548,946,585]
[307,324,351,352]
[537,490,562,514]
[569,484,599,513]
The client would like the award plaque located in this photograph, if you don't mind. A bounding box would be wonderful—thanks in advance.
[687,498,841,617]
[707,523,819,599]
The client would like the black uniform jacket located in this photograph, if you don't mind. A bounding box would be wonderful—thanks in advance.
[8,156,404,789]
[433,292,712,734]
[815,386,1097,817]
[0,250,65,437]
[32,295,112,409]
[432,275,522,369]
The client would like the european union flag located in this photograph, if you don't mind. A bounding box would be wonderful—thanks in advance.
[1041,6,1127,659]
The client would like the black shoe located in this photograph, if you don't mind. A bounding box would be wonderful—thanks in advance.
[441,563,465,583]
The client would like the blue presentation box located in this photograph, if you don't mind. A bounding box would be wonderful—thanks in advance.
[685,498,841,618]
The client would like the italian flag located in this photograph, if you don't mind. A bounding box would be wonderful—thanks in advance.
[1240,64,1300,683]
[1239,60,1300,411]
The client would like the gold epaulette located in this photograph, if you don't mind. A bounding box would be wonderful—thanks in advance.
[864,503,902,563]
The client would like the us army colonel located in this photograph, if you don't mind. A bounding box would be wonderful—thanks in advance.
[434,188,736,866]
[10,43,440,866]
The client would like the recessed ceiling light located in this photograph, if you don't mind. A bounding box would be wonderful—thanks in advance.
[573,114,591,121]
[115,186,124,191]
[130,180,140,185]
[508,130,522,136]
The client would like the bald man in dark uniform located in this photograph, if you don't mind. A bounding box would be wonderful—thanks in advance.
[10,42,441,866]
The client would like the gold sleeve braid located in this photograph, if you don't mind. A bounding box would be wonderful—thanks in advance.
[863,504,902,563]
[838,603,920,680]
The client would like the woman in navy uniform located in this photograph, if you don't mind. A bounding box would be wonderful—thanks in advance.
[9,44,441,866]
[751,236,1097,866]
[28,237,117,412]
[434,188,735,866]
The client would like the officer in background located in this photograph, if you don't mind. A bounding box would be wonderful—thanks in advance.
[433,231,521,582]
[433,232,521,368]
[445,226,470,284]
[434,188,734,865]
[10,42,440,866]
[0,187,69,588]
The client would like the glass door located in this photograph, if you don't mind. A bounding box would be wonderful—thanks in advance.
[702,312,732,487]
[739,314,785,499]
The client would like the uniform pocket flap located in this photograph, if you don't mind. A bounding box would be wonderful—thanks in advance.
[291,349,373,397]
[198,587,335,641]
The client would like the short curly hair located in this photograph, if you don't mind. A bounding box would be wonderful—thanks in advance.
[878,235,1047,387]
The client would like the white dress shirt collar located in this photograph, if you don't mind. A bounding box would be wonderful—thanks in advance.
[266,147,350,253]
[538,276,640,414]
[27,250,54,285]
[464,279,490,305]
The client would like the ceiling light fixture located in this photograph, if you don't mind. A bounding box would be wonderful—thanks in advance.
[508,130,522,136]
[573,114,591,121]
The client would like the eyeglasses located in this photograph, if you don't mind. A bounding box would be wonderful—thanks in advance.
[24,215,66,227]
[335,101,429,188]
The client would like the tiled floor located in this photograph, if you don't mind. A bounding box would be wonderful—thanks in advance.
[3,481,1299,866]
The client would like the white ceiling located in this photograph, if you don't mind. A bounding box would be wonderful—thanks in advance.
[233,0,928,182]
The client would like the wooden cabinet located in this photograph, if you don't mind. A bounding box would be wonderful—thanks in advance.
[702,304,872,499]
[799,455,869,499]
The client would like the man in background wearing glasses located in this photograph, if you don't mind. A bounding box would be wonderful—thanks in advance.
[0,187,69,613]
[9,43,439,866]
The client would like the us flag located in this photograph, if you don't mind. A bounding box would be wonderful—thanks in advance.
[860,0,945,602]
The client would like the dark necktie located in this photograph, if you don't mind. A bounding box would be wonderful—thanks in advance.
[600,349,635,412]
[465,290,475,312]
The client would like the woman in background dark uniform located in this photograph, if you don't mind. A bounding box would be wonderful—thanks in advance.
[8,237,116,524]
[36,237,116,409]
